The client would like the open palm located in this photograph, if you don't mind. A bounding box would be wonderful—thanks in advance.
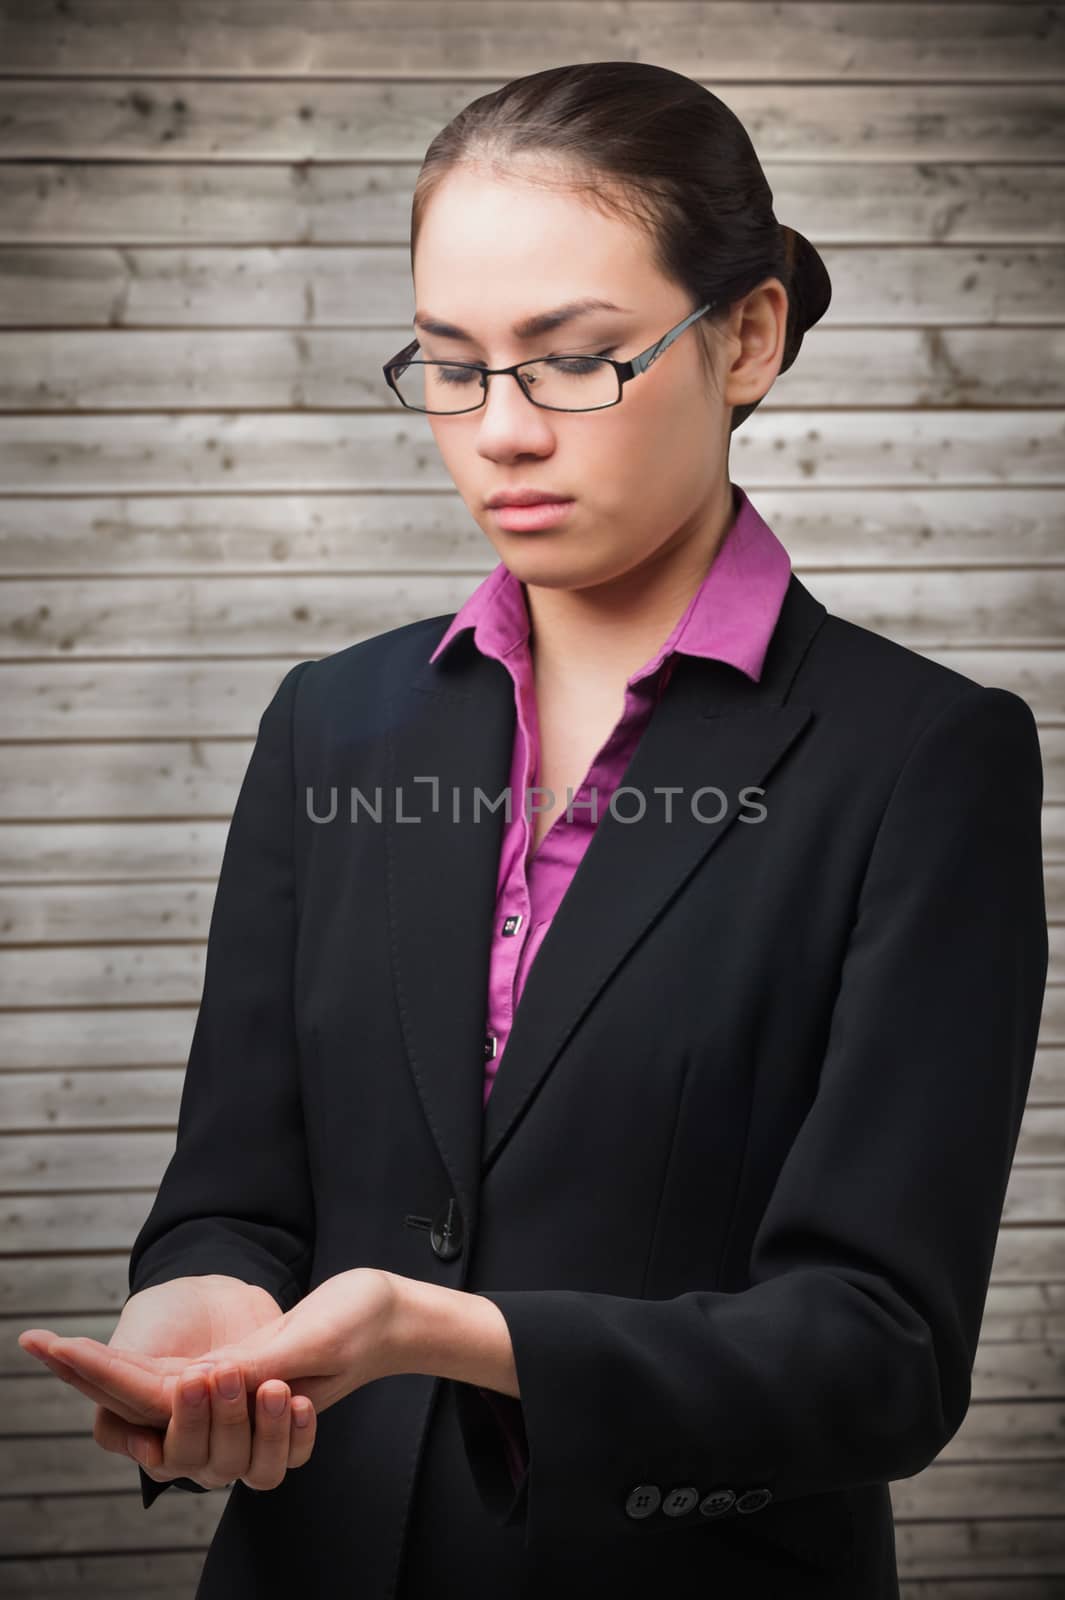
[19,1274,286,1428]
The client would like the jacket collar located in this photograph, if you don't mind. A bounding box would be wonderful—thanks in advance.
[384,570,827,1222]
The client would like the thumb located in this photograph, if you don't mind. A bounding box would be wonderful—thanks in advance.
[201,1323,311,1391]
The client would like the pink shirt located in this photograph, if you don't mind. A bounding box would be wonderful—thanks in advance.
[428,481,792,1488]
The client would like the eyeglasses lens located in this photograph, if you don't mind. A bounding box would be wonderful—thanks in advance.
[390,357,620,413]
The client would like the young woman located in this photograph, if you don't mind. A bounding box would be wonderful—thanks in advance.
[20,61,1048,1600]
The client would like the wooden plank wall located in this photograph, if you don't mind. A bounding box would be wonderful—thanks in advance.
[1,2,1063,1593]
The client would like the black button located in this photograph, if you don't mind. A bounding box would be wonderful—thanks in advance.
[430,1197,463,1261]
[698,1488,736,1518]
[662,1486,699,1517]
[735,1487,772,1514]
[624,1484,661,1520]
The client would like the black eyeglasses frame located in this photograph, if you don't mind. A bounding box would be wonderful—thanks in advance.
[381,301,715,415]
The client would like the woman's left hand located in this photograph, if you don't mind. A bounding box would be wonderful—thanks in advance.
[29,1268,400,1422]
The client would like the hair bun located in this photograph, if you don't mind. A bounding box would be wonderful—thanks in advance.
[777,222,832,373]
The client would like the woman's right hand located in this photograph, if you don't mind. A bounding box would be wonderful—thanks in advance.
[19,1274,317,1491]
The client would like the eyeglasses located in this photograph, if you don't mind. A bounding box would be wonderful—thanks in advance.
[381,302,715,415]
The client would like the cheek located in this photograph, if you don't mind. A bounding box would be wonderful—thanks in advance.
[591,382,696,488]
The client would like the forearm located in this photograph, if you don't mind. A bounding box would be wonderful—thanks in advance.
[383,1272,520,1399]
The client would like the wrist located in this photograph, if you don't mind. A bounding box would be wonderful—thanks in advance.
[381,1272,519,1398]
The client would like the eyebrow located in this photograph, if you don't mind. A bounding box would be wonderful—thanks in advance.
[412,297,631,343]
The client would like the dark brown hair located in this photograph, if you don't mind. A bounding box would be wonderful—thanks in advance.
[410,60,831,432]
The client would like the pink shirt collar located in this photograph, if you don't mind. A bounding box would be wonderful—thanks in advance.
[429,482,791,685]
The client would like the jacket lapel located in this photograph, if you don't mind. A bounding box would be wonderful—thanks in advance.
[385,574,827,1208]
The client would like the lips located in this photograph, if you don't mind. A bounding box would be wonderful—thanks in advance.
[486,490,574,508]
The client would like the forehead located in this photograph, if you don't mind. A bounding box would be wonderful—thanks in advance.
[413,166,661,329]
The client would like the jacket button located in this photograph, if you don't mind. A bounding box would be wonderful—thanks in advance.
[662,1486,699,1517]
[624,1484,661,1520]
[698,1488,736,1518]
[736,1487,773,1514]
[430,1197,463,1261]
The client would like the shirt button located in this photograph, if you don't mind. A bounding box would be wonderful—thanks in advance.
[624,1484,661,1520]
[662,1485,699,1517]
[502,913,523,935]
[735,1487,773,1514]
[483,1034,497,1060]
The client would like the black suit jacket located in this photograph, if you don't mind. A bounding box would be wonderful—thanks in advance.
[126,572,1048,1599]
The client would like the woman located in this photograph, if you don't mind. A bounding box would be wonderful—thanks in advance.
[19,61,1048,1600]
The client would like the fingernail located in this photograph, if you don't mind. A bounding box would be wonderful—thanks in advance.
[293,1402,312,1428]
[216,1366,242,1399]
[182,1376,207,1406]
[262,1386,287,1417]
[128,1435,146,1464]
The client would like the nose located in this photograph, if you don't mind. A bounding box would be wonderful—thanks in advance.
[476,369,555,451]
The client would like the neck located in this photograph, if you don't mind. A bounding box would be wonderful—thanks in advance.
[523,479,738,691]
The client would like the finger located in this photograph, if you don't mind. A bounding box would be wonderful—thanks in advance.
[27,1330,185,1378]
[242,1381,292,1491]
[206,1363,253,1486]
[158,1366,216,1483]
[195,1317,308,1395]
[287,1394,317,1470]
[35,1336,172,1425]
[23,1342,159,1425]
[92,1403,166,1473]
[94,1403,142,1457]
[18,1326,60,1358]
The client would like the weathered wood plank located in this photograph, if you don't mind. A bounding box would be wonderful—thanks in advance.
[1,489,1064,576]
[2,162,1062,246]
[0,746,252,821]
[0,921,1061,1009]
[0,569,1062,659]
[0,1157,1060,1266]
[1,1190,160,1252]
[2,1289,1061,1378]
[1,3,1060,80]
[3,730,1063,826]
[0,946,211,1008]
[11,1070,1065,1155]
[4,325,1065,410]
[1,246,1063,329]
[899,1585,1065,1599]
[2,412,1061,495]
[0,1436,1053,1514]
[0,1461,222,1537]
[4,1543,1065,1598]
[899,1584,1065,1598]
[0,821,228,881]
[0,807,1059,890]
[2,79,1064,161]
[0,810,1018,887]
[2,1232,1063,1317]
[891,1462,1065,1522]
[0,884,218,939]
[7,1350,1064,1436]
[0,650,1059,740]
[897,1515,1065,1579]
[0,1551,210,1597]
[0,1008,196,1071]
[4,1014,1059,1089]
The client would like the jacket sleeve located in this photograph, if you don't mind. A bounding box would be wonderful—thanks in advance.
[125,660,316,1507]
[450,683,1049,1545]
